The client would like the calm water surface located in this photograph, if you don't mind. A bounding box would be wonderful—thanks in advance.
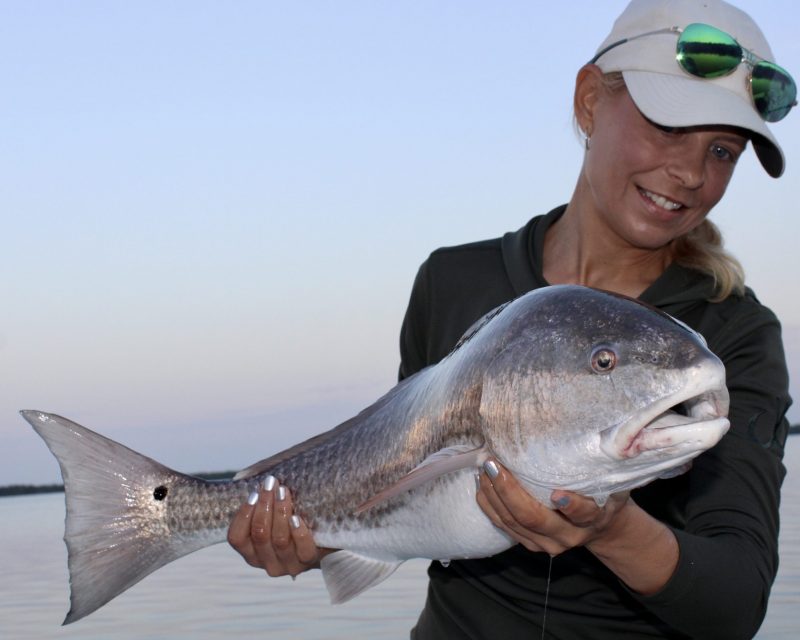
[2,442,798,639]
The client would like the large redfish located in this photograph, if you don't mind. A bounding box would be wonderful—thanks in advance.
[22,285,729,624]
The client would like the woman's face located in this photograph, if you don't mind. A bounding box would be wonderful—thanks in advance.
[581,83,748,251]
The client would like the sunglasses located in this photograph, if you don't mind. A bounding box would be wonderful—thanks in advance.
[589,23,797,123]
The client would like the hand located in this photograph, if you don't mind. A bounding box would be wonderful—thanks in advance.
[476,458,631,556]
[228,475,332,577]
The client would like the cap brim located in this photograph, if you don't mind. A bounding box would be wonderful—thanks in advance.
[623,70,785,178]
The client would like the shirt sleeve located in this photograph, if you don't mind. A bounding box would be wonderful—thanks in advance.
[632,302,790,639]
[398,260,432,382]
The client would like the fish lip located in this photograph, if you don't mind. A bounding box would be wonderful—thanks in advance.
[600,361,730,460]
[623,410,730,459]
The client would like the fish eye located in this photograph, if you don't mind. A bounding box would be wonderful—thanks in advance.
[591,347,617,374]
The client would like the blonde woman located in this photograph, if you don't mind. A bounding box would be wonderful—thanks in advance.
[229,1,794,637]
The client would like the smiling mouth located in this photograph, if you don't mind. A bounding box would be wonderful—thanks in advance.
[639,188,684,211]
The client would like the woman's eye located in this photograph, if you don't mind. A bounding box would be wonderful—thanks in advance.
[710,144,735,162]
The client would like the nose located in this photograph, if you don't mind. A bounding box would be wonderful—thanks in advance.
[665,137,706,189]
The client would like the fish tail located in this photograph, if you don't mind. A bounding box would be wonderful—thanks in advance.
[20,410,219,624]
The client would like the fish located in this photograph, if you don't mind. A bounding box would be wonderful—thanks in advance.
[21,284,730,625]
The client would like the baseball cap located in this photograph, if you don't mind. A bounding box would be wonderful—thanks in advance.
[592,0,788,177]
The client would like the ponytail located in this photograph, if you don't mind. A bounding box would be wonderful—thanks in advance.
[671,219,745,302]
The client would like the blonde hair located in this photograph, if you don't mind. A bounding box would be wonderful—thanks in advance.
[671,219,745,302]
[579,71,746,301]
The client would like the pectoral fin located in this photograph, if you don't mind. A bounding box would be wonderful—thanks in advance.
[355,444,488,513]
[320,551,402,604]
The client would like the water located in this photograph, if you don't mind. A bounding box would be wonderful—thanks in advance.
[1,443,798,639]
[0,496,429,640]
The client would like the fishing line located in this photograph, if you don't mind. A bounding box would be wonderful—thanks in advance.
[541,554,554,640]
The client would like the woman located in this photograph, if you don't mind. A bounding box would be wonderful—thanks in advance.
[228,0,793,637]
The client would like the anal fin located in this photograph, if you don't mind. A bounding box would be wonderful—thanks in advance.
[320,550,402,604]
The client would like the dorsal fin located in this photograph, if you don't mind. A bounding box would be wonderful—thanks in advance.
[233,376,417,480]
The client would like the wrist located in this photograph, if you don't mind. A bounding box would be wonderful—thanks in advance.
[586,499,679,596]
[585,496,637,557]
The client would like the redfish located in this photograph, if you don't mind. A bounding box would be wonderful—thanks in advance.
[22,285,729,624]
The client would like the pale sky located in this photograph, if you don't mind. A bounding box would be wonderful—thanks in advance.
[2,1,799,486]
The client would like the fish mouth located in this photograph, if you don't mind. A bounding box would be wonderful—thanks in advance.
[601,359,730,462]
[619,396,730,459]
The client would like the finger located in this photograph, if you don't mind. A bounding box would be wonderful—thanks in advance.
[551,490,631,529]
[227,488,260,565]
[479,461,583,555]
[289,513,320,566]
[477,468,551,553]
[251,476,284,576]
[550,491,603,527]
[476,467,519,530]
[482,459,552,533]
[272,484,300,574]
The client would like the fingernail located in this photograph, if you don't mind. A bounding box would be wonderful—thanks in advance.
[263,475,276,492]
[474,472,481,492]
[290,515,301,529]
[247,490,259,506]
[277,485,287,501]
[554,496,570,508]
[483,460,499,480]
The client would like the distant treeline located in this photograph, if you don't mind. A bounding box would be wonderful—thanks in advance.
[0,483,64,497]
[0,471,236,498]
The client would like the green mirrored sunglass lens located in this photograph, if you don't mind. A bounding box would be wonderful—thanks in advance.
[677,24,741,78]
[752,62,797,122]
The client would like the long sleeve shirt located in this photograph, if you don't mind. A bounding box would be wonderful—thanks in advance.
[403,206,791,640]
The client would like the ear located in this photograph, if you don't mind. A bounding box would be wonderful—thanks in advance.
[574,64,605,138]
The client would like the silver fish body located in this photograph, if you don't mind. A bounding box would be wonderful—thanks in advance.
[21,284,730,624]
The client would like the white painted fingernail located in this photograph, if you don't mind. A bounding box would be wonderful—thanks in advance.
[277,485,287,501]
[484,460,499,480]
[247,490,259,505]
[263,475,276,491]
[290,515,301,529]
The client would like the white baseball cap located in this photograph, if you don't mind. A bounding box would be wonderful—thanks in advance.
[591,0,789,177]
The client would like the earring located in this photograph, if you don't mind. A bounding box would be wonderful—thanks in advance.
[584,135,591,151]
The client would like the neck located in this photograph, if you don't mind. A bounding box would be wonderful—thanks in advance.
[543,185,673,298]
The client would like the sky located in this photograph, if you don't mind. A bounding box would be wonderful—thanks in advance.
[2,0,799,486]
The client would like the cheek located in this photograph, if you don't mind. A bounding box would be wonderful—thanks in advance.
[703,165,736,206]
[588,125,660,185]
[584,139,648,207]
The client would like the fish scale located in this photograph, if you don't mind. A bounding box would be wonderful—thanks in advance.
[165,479,251,535]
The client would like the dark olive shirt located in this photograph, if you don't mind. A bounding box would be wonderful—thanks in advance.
[402,206,791,640]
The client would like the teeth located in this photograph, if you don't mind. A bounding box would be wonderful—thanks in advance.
[642,189,682,211]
